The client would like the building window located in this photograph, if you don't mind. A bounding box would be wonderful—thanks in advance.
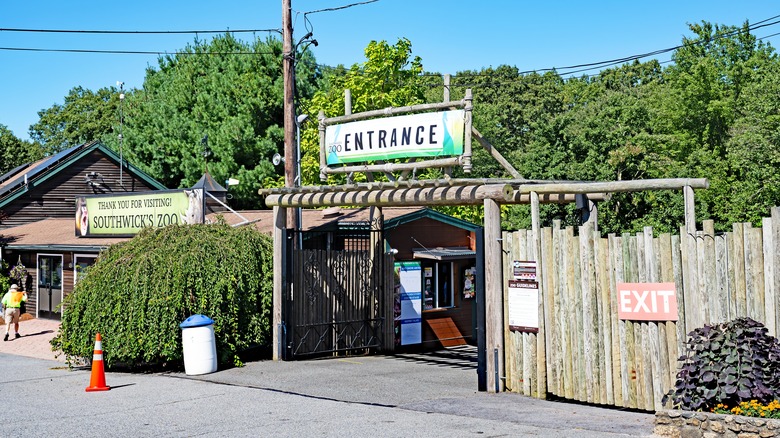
[422,261,454,310]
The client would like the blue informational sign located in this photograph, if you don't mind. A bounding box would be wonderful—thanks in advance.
[394,261,423,346]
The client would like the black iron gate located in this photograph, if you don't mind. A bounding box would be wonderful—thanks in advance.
[283,223,394,359]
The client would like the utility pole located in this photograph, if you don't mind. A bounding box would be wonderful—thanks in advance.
[282,0,296,229]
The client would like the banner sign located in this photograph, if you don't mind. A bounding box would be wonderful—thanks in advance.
[617,282,679,321]
[394,261,422,346]
[508,279,539,333]
[75,189,204,237]
[325,110,465,165]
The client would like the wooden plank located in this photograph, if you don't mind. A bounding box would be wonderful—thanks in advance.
[715,234,730,322]
[518,230,538,397]
[726,232,737,320]
[542,225,555,395]
[523,331,533,396]
[623,233,637,409]
[567,227,588,401]
[484,199,504,393]
[560,224,574,400]
[774,208,780,338]
[679,226,693,332]
[746,226,765,323]
[733,223,747,317]
[596,233,612,405]
[608,234,624,406]
[514,332,523,394]
[763,217,776,337]
[532,193,547,399]
[580,221,595,403]
[513,230,526,394]
[631,234,645,409]
[552,220,565,397]
[671,235,686,360]
[703,220,717,324]
[646,228,665,411]
[636,231,654,411]
[502,231,514,391]
[696,230,708,324]
[659,233,678,400]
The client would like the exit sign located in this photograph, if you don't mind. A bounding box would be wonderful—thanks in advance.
[617,282,679,321]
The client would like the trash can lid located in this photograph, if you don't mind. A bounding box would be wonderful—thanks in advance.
[180,314,214,328]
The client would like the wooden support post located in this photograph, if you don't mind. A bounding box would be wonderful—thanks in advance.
[463,89,473,173]
[484,198,504,392]
[683,185,700,329]
[272,206,287,361]
[318,110,326,182]
[471,127,522,179]
[773,207,780,335]
[531,191,547,398]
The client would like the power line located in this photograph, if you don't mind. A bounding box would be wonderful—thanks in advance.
[303,0,378,16]
[0,27,280,35]
[0,47,279,56]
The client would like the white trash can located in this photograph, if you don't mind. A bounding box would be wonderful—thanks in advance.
[179,314,217,375]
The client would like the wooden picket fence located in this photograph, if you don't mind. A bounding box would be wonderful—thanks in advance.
[502,207,780,411]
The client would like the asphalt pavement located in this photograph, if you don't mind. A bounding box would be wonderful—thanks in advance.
[0,319,660,437]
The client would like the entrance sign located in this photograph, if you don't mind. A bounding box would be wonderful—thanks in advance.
[76,189,204,237]
[508,279,539,333]
[325,110,465,165]
[395,261,423,346]
[617,282,678,321]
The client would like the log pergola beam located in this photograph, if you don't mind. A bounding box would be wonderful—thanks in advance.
[261,178,708,208]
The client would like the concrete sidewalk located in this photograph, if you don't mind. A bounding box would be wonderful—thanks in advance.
[0,316,63,362]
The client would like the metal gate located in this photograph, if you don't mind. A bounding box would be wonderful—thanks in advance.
[284,223,394,359]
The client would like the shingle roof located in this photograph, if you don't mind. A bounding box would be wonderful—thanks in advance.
[0,218,129,252]
[1,207,429,251]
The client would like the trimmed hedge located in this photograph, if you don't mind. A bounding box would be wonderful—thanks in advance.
[51,221,273,369]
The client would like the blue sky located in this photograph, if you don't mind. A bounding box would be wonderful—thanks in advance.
[1,1,778,141]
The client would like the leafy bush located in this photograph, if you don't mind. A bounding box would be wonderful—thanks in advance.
[51,221,273,369]
[664,317,780,411]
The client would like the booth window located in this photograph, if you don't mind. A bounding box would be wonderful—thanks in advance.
[422,261,454,310]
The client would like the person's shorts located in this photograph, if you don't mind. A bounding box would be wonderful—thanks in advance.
[4,307,20,324]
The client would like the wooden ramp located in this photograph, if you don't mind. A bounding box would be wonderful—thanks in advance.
[427,317,467,347]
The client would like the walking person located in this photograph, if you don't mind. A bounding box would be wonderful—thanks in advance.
[2,284,27,341]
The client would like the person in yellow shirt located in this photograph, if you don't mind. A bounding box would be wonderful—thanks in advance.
[2,284,27,341]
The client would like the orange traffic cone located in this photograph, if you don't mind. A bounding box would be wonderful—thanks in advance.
[85,333,110,392]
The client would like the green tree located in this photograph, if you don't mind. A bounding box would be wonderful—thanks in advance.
[0,124,44,174]
[29,86,121,154]
[124,34,319,209]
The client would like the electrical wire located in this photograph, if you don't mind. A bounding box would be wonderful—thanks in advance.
[303,0,378,16]
[0,47,279,56]
[0,27,280,35]
[0,12,777,82]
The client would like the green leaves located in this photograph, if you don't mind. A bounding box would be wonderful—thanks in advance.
[122,34,315,209]
[50,221,273,370]
[0,124,44,174]
[663,317,780,411]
